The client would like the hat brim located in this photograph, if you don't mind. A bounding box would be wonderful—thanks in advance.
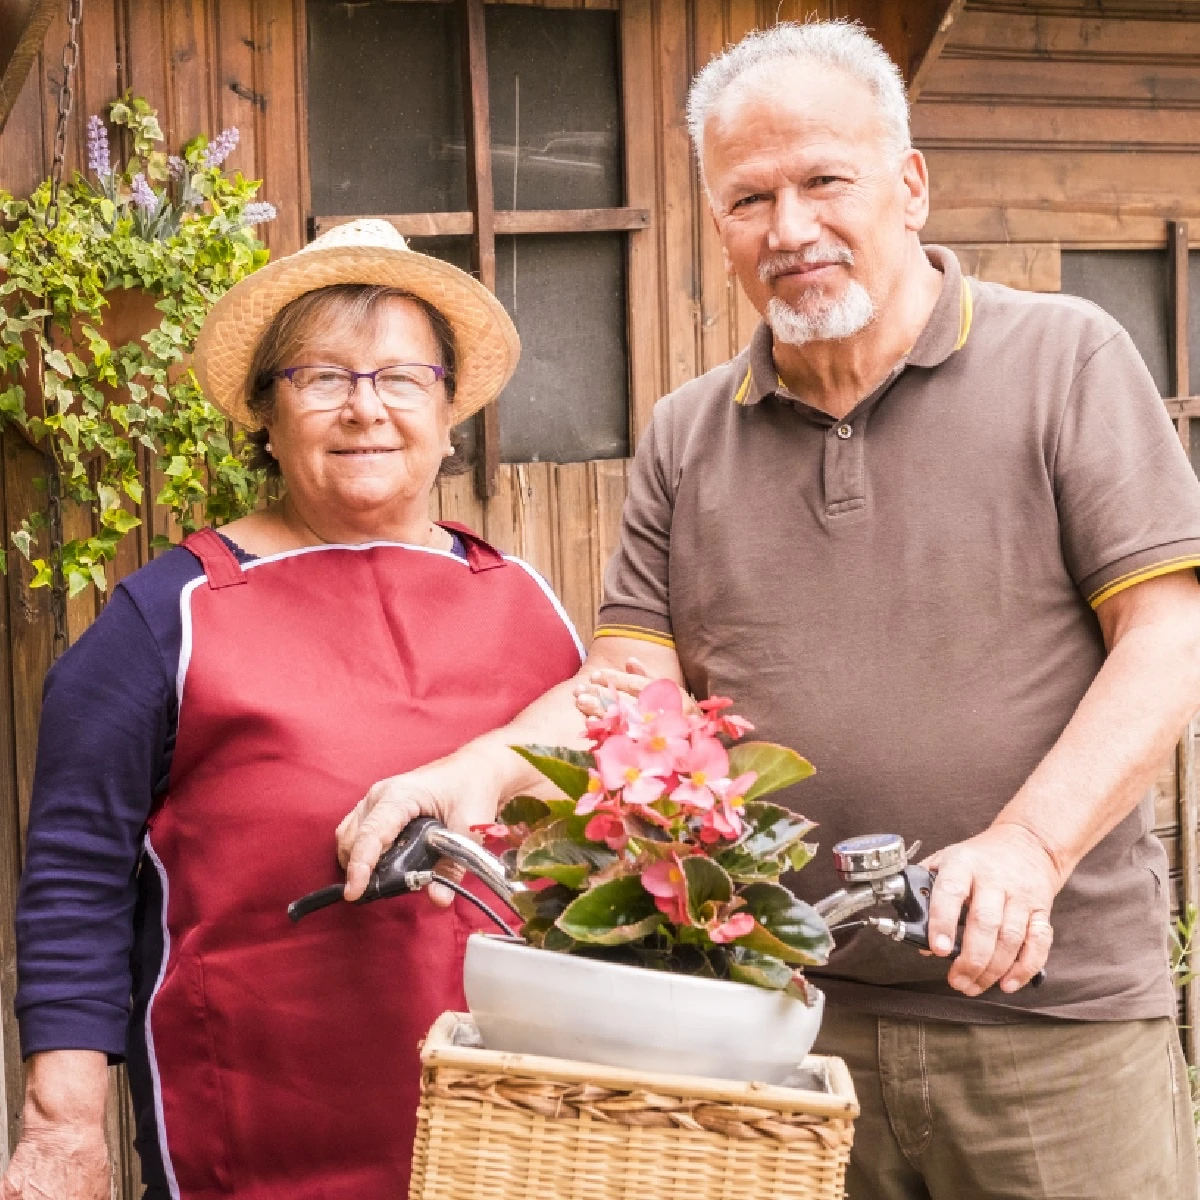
[193,243,520,428]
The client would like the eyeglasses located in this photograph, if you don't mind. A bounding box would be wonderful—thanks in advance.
[274,364,447,412]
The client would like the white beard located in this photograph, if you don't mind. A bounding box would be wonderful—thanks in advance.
[766,280,876,346]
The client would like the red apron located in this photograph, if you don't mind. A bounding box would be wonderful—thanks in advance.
[143,527,582,1199]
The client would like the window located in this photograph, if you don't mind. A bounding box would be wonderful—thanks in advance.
[306,0,648,491]
[1060,231,1200,477]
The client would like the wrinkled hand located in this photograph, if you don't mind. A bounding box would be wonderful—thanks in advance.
[336,757,503,906]
[1,1122,109,1200]
[574,657,695,719]
[925,823,1063,996]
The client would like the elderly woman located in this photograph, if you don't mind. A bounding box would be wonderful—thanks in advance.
[5,220,583,1200]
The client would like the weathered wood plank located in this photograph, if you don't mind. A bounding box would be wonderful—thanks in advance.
[657,0,698,397]
[163,0,217,145]
[919,55,1200,106]
[592,457,627,619]
[554,462,596,643]
[694,0,734,374]
[913,103,1200,152]
[620,0,663,444]
[312,208,651,239]
[214,0,259,193]
[481,464,520,557]
[0,0,59,138]
[254,0,310,258]
[122,0,171,124]
[0,437,25,1160]
[0,35,46,197]
[435,469,486,538]
[947,243,1061,292]
[512,461,557,586]
[944,10,1200,61]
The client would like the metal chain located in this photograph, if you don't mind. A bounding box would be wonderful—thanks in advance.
[42,0,84,659]
[45,0,83,232]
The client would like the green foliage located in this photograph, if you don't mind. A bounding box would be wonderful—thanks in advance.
[499,719,830,999]
[0,94,272,593]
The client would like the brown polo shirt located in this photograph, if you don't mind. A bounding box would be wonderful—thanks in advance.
[597,246,1200,1023]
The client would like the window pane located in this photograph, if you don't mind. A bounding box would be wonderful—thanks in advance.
[495,234,628,462]
[307,2,468,215]
[486,8,622,211]
[1060,251,1171,395]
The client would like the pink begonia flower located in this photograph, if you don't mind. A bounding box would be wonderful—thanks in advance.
[594,735,671,807]
[627,679,691,756]
[708,912,755,943]
[584,691,635,743]
[584,812,629,852]
[699,772,757,842]
[670,734,729,810]
[697,695,755,740]
[642,856,691,924]
[575,769,611,816]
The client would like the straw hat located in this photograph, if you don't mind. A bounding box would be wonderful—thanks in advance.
[193,219,520,428]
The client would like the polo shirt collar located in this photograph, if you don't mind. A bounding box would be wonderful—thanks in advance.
[736,244,972,407]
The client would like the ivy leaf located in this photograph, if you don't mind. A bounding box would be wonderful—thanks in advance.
[11,529,32,560]
[510,745,595,802]
[43,348,72,377]
[727,742,815,802]
[556,874,665,946]
[101,508,141,535]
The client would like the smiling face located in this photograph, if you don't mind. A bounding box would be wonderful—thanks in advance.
[702,59,930,346]
[264,296,454,526]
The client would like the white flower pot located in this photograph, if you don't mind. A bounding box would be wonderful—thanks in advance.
[462,933,825,1083]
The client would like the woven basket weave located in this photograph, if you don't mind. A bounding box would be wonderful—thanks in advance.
[409,1012,858,1200]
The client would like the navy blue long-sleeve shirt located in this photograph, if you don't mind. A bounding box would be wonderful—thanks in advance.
[15,532,466,1060]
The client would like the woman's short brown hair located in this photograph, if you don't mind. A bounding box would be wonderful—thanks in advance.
[243,284,458,476]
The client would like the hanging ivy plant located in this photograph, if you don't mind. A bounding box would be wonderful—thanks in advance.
[0,94,274,595]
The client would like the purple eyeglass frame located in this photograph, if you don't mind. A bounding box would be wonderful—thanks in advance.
[274,364,446,388]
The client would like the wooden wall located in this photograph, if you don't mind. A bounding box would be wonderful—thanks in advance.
[0,1,1197,1194]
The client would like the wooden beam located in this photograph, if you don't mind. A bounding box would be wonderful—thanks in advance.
[1180,722,1199,1064]
[459,0,499,501]
[311,207,651,240]
[0,0,62,136]
[1170,220,1191,447]
[1165,397,1200,421]
[848,0,966,98]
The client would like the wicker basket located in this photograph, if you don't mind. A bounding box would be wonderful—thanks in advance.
[409,1011,858,1200]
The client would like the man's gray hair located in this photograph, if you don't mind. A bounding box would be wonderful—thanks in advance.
[685,20,911,168]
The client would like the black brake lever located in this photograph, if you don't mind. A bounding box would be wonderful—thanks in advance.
[287,816,444,922]
[879,865,1045,988]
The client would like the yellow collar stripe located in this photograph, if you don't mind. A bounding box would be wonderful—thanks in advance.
[954,277,973,352]
[732,366,753,406]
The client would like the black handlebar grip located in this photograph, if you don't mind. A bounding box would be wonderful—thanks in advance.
[287,884,347,923]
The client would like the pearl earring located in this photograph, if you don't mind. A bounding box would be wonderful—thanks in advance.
[265,441,274,455]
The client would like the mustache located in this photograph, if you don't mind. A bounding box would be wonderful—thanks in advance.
[757,245,854,284]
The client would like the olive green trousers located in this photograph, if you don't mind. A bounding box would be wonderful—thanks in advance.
[813,1007,1198,1200]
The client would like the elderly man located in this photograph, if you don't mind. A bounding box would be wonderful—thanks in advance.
[339,21,1200,1199]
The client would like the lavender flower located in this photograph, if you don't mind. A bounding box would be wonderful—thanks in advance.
[241,201,277,227]
[202,127,239,169]
[167,155,185,180]
[130,173,160,216]
[86,115,111,178]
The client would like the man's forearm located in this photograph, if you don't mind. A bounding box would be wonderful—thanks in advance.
[995,593,1200,882]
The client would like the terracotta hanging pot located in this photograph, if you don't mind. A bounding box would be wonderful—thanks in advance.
[13,287,177,452]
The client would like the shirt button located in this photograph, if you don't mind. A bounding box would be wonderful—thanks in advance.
[836,424,853,440]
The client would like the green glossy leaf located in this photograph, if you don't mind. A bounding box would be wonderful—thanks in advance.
[515,818,615,888]
[736,801,816,859]
[728,951,793,991]
[556,875,665,946]
[511,882,575,924]
[681,856,733,924]
[498,795,552,828]
[727,742,815,802]
[511,745,595,801]
[735,882,832,966]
